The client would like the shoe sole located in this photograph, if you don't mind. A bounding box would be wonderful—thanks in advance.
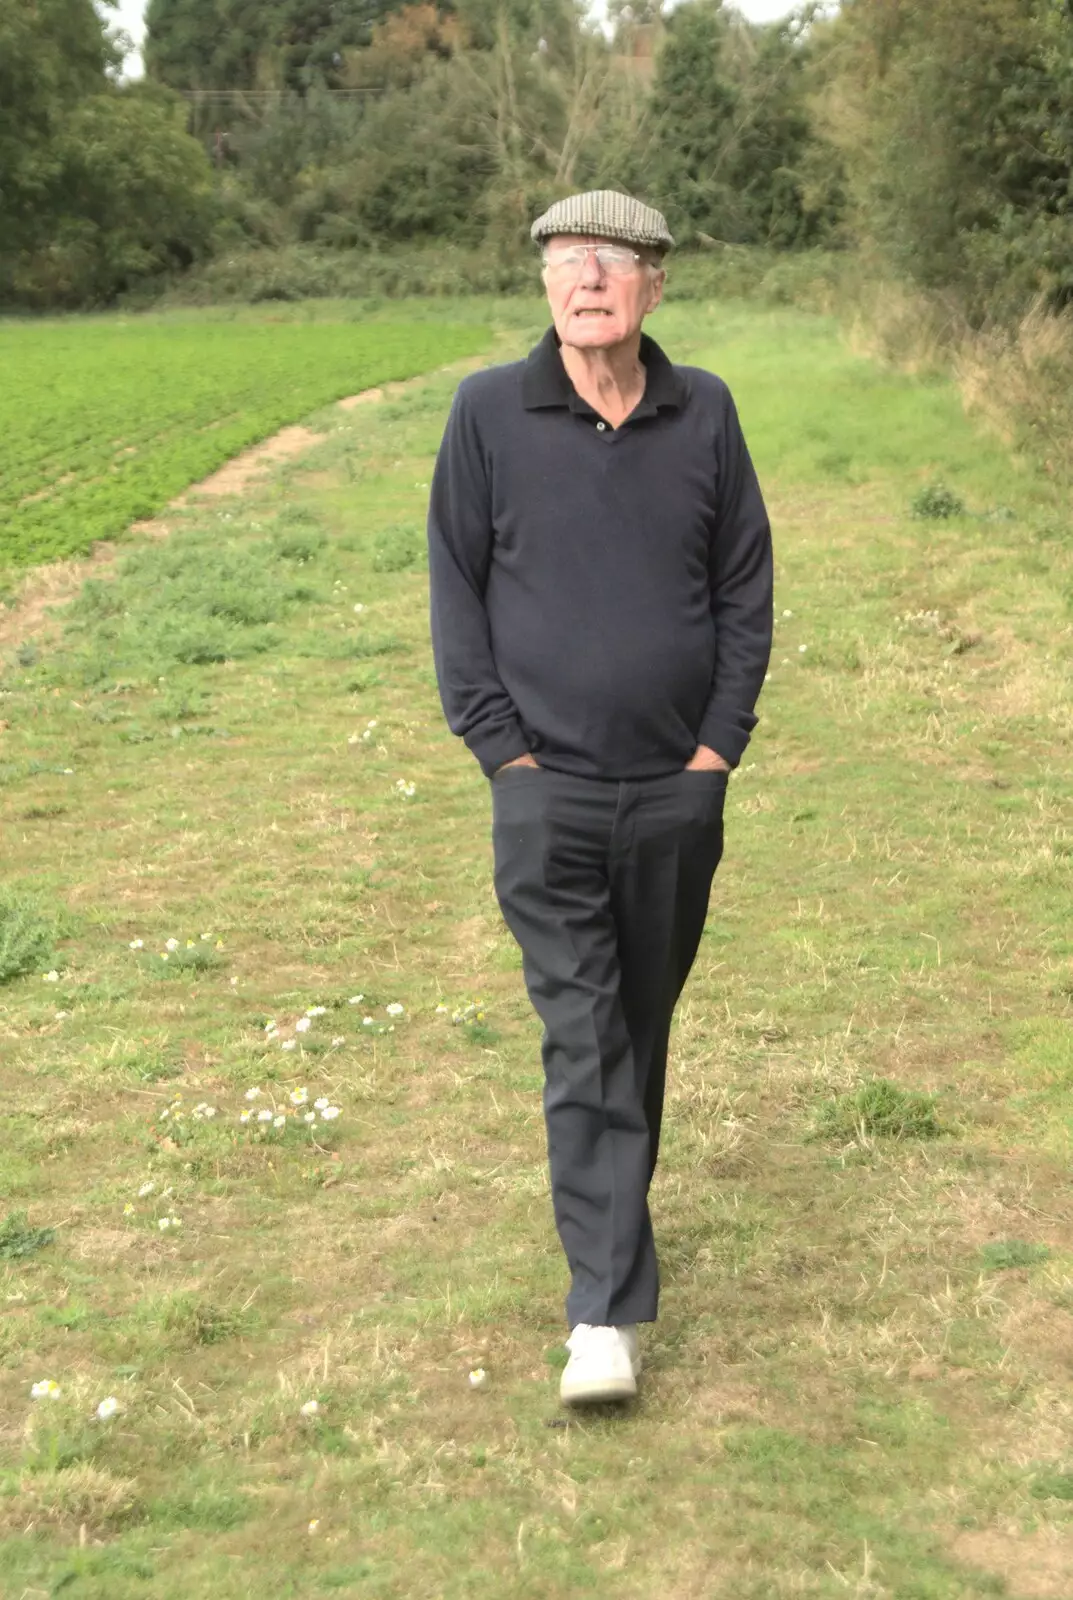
[560,1368,640,1406]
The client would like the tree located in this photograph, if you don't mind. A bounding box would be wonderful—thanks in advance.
[0,0,118,260]
[145,0,406,90]
[31,92,216,304]
[647,1,841,246]
[646,1,738,240]
[0,0,215,305]
[815,0,1073,314]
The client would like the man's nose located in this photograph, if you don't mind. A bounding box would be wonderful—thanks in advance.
[578,248,607,288]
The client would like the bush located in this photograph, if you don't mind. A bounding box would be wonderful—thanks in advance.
[664,247,851,311]
[155,242,539,306]
[0,890,55,984]
[155,240,852,311]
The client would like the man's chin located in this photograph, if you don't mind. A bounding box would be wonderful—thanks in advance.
[561,319,626,349]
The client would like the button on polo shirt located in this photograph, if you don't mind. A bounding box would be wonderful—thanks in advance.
[427,325,774,782]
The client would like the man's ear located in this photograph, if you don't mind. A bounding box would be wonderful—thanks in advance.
[647,269,667,312]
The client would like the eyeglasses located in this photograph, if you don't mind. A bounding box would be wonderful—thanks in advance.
[542,243,646,277]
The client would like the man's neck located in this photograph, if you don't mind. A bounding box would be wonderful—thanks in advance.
[560,335,646,428]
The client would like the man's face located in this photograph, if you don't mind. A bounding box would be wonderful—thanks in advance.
[542,234,665,352]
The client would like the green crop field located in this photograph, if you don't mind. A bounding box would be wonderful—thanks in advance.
[0,310,490,571]
[1,297,1073,1598]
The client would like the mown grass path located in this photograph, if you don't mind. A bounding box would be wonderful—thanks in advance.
[1,298,1072,1599]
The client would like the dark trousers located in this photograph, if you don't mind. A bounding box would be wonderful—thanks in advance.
[490,764,727,1329]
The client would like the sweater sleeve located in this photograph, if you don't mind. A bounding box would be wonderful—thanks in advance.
[696,387,774,768]
[427,385,530,777]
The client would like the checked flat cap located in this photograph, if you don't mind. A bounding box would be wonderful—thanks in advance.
[531,190,674,251]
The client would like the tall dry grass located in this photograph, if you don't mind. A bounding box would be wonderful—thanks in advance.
[954,301,1073,484]
[848,275,1073,485]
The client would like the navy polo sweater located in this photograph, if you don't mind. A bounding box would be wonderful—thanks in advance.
[426,326,774,781]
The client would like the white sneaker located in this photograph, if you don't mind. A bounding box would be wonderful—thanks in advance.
[560,1323,641,1405]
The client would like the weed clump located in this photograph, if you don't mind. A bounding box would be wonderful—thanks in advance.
[911,481,966,519]
[159,1292,247,1347]
[372,521,425,573]
[157,942,223,977]
[1031,1469,1073,1500]
[978,1239,1051,1272]
[808,1077,945,1144]
[0,1208,55,1260]
[0,889,55,984]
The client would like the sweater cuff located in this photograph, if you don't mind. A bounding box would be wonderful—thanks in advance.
[696,708,758,770]
[464,722,532,779]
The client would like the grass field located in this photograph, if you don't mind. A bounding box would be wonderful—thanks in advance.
[0,307,490,572]
[1,296,1073,1599]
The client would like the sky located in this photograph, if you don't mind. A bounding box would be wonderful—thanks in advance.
[110,0,804,79]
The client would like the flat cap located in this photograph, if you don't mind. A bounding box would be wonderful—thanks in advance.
[531,190,674,251]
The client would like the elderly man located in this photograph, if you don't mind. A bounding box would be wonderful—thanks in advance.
[427,191,773,1405]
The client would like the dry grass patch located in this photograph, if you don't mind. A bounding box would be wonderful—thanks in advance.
[4,1464,142,1538]
[950,1527,1073,1600]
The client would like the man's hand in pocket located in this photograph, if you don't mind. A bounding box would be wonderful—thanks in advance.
[495,753,540,774]
[684,744,730,772]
